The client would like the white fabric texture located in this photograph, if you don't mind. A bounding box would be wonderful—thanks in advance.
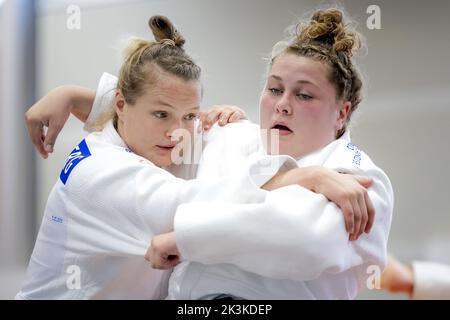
[168,123,393,299]
[17,120,280,299]
[83,73,116,132]
[412,261,450,300]
[38,72,394,300]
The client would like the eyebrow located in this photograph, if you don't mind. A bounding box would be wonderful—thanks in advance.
[155,100,200,111]
[269,75,320,89]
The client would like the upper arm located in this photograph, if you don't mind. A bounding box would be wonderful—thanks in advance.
[84,73,118,132]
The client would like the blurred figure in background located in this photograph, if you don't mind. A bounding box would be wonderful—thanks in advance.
[381,255,450,299]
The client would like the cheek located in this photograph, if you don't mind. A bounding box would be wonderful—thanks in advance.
[295,102,329,123]
[183,121,195,134]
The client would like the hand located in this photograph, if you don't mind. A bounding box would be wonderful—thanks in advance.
[263,166,375,240]
[198,104,247,132]
[381,255,414,296]
[309,167,375,241]
[25,86,95,158]
[145,232,181,269]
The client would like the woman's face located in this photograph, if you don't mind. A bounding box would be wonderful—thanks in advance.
[116,72,202,167]
[259,53,350,159]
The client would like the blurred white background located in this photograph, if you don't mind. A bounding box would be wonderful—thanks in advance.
[1,0,449,299]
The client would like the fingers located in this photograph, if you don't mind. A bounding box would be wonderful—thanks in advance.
[150,254,180,270]
[43,120,63,154]
[145,242,178,270]
[201,108,221,131]
[349,196,361,241]
[364,191,376,233]
[356,191,368,238]
[200,105,247,131]
[355,176,373,188]
[25,114,48,159]
[218,109,246,125]
[341,202,354,235]
[145,233,180,269]
[229,110,246,123]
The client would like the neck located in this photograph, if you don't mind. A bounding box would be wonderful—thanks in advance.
[115,118,130,150]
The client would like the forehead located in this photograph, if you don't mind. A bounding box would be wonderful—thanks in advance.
[139,73,202,108]
[270,53,330,85]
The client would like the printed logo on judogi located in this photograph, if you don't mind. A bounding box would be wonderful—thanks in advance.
[347,142,361,166]
[60,139,91,185]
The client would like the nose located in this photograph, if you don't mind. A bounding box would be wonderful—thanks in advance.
[275,95,292,116]
[166,119,184,138]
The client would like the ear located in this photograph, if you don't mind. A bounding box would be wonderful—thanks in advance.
[336,101,351,132]
[115,90,126,121]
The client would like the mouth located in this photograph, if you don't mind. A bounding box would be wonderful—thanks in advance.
[271,122,293,136]
[156,144,176,151]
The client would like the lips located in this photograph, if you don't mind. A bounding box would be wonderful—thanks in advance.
[156,144,177,151]
[271,122,293,136]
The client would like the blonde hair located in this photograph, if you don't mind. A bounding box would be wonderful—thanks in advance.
[93,16,201,130]
[271,8,363,138]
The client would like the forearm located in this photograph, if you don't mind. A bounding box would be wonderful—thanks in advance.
[66,86,95,122]
[41,85,95,123]
[173,194,351,281]
[262,166,319,191]
[175,172,392,282]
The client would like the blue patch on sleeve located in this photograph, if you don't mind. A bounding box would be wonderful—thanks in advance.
[60,139,92,185]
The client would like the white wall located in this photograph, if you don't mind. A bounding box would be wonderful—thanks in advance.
[0,0,35,299]
[3,0,449,299]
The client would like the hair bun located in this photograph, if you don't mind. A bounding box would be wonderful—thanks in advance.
[148,15,186,48]
[312,9,343,25]
[299,8,360,57]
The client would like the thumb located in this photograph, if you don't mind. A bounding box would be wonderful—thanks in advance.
[43,122,62,154]
[355,176,373,188]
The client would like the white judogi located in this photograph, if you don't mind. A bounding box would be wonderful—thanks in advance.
[17,120,291,299]
[93,73,393,299]
[23,72,392,300]
[412,261,450,299]
[167,121,394,299]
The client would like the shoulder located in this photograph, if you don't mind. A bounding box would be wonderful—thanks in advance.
[329,139,394,200]
[204,120,259,141]
[203,120,261,153]
[60,133,155,191]
[329,139,382,173]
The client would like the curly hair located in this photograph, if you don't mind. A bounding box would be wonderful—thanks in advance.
[271,8,364,138]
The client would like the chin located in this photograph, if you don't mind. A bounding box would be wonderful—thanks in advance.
[156,158,173,167]
[274,141,297,157]
[147,155,172,168]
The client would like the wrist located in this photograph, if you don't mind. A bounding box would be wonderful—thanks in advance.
[291,166,322,192]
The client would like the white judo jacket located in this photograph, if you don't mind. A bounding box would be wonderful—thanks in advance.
[166,120,394,299]
[88,73,392,299]
[20,73,392,300]
[17,120,291,299]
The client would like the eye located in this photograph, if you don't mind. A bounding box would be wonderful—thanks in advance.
[297,93,313,101]
[153,111,168,119]
[183,113,198,121]
[269,88,283,95]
